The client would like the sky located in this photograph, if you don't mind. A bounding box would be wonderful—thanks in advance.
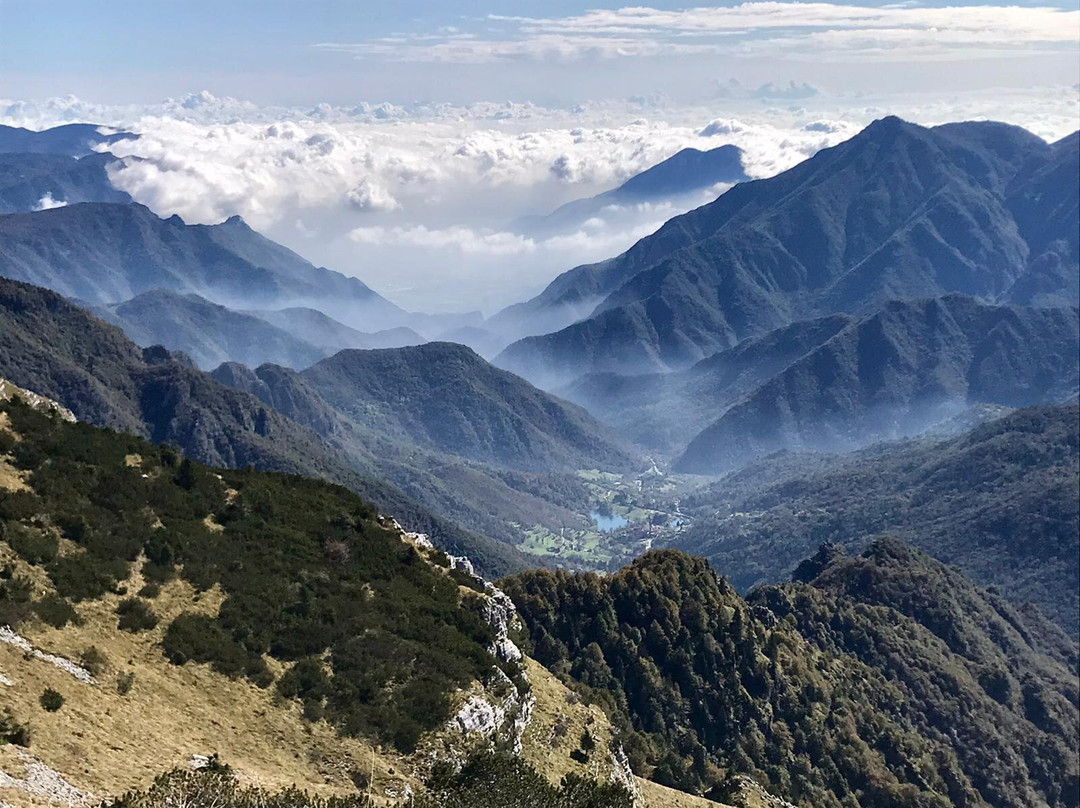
[1,1,1078,313]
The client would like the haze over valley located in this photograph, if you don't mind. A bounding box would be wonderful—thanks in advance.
[0,2,1077,806]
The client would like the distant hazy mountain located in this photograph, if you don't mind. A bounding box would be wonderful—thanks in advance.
[248,306,425,352]
[559,312,854,454]
[0,122,137,156]
[97,289,329,371]
[300,342,638,473]
[511,144,748,236]
[674,295,1079,473]
[211,359,603,549]
[496,118,1080,387]
[674,402,1080,634]
[0,202,412,331]
[0,276,528,576]
[0,152,132,213]
[1004,131,1080,306]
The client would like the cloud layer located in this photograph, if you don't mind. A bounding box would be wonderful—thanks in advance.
[2,82,1077,313]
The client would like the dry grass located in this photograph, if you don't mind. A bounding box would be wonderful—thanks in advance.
[0,571,419,808]
[519,658,730,808]
[0,455,28,493]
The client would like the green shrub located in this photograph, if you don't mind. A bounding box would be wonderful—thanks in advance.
[100,766,374,807]
[137,581,161,599]
[48,553,129,601]
[116,598,158,632]
[6,523,59,565]
[33,594,78,628]
[40,688,64,712]
[0,567,33,628]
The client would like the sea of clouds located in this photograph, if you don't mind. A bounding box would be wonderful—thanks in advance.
[2,86,1077,313]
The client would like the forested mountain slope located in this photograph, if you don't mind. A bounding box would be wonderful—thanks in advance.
[0,277,526,576]
[496,118,1079,386]
[674,295,1079,472]
[504,542,1078,808]
[674,402,1080,634]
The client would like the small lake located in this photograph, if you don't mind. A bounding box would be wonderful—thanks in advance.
[590,511,629,532]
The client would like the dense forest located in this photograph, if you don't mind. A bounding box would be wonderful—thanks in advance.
[675,403,1080,635]
[503,544,1079,807]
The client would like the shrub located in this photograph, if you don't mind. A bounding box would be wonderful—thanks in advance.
[100,767,375,808]
[79,646,109,678]
[33,594,78,628]
[137,582,161,599]
[6,524,59,565]
[40,688,64,712]
[116,671,135,696]
[116,598,158,633]
[0,708,30,746]
[0,567,33,628]
[48,553,129,601]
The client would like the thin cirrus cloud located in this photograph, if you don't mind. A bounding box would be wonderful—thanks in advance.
[316,3,1080,64]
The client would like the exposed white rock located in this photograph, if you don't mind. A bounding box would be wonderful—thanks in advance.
[0,379,76,422]
[450,694,505,739]
[609,745,644,807]
[0,671,12,687]
[0,626,94,685]
[481,585,523,665]
[0,750,91,806]
[448,555,475,577]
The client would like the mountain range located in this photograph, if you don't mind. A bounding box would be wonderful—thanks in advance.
[511,144,748,237]
[0,122,136,156]
[673,294,1079,472]
[673,401,1080,635]
[0,115,1077,808]
[0,276,530,577]
[495,118,1079,387]
[0,275,642,573]
[1,389,1075,807]
[0,152,132,214]
[0,202,414,331]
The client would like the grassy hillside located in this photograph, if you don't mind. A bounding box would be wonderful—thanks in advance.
[0,391,712,808]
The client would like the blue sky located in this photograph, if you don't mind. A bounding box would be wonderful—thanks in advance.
[4,0,1078,106]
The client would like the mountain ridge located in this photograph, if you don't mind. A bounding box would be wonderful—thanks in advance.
[494,118,1078,387]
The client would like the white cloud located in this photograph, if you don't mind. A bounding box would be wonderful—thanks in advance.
[346,178,401,212]
[2,84,1077,312]
[350,225,536,255]
[34,193,66,211]
[317,3,1080,64]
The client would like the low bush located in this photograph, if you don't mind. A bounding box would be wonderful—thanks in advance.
[116,598,158,632]
[33,594,78,628]
[40,688,64,712]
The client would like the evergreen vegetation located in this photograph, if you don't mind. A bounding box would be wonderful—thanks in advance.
[0,396,514,753]
[503,544,1079,807]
